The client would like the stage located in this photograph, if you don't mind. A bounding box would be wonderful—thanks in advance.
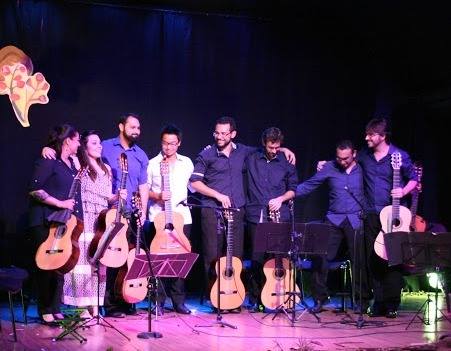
[2,293,451,351]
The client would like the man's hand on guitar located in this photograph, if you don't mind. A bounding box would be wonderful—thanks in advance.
[58,199,75,210]
[391,187,404,199]
[160,190,171,202]
[268,197,283,211]
[42,146,57,159]
[118,189,127,201]
[215,193,231,208]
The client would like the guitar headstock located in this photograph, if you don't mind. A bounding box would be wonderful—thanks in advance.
[269,209,280,223]
[223,209,234,222]
[119,153,128,173]
[391,151,402,170]
[75,167,88,180]
[131,191,143,226]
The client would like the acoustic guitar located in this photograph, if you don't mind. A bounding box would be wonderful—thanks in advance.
[374,152,412,260]
[150,157,191,253]
[88,153,129,268]
[261,209,300,310]
[410,162,426,232]
[35,168,86,274]
[210,209,246,310]
[117,192,148,303]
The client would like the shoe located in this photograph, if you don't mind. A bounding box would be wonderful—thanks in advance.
[125,307,138,315]
[311,298,329,313]
[105,311,126,318]
[247,303,265,313]
[53,313,65,320]
[79,310,92,319]
[41,313,55,324]
[367,307,385,317]
[385,310,397,319]
[353,304,369,314]
[174,304,191,314]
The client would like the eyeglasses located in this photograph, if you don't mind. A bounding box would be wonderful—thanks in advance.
[161,141,179,147]
[213,131,232,137]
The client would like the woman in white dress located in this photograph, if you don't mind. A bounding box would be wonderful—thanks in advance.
[63,130,126,318]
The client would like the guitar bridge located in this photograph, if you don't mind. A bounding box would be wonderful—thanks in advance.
[46,249,63,254]
[220,290,238,295]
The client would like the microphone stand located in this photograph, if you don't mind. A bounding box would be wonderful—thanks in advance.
[183,202,239,329]
[343,186,384,329]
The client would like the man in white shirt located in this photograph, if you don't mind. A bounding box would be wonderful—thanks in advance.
[147,124,194,314]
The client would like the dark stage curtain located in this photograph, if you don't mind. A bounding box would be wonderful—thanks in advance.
[1,1,449,286]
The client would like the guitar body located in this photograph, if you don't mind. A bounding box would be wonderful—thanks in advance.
[120,247,148,303]
[150,211,191,253]
[210,256,245,310]
[35,214,84,274]
[261,257,300,310]
[374,204,412,260]
[97,208,129,268]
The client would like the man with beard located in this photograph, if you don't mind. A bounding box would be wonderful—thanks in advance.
[101,113,149,317]
[359,118,417,318]
[244,127,298,312]
[316,118,418,318]
[297,140,370,314]
[190,117,295,312]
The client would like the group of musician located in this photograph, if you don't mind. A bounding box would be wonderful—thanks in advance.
[29,113,418,325]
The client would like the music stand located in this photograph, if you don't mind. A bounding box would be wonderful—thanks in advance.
[254,222,330,324]
[128,252,198,338]
[383,231,451,329]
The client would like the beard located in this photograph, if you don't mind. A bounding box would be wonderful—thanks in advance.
[124,132,139,145]
[216,138,232,151]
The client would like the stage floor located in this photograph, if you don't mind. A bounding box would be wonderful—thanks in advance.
[1,293,451,351]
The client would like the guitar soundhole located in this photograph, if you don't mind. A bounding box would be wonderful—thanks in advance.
[274,268,285,279]
[224,268,234,278]
[392,218,401,227]
[55,225,67,239]
[165,223,174,231]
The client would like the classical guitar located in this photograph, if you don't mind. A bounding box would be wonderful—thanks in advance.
[118,192,148,303]
[374,152,412,260]
[150,156,191,253]
[261,209,300,310]
[35,168,86,274]
[88,153,129,268]
[210,209,246,310]
[410,162,426,232]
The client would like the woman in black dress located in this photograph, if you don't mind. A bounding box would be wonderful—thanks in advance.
[28,124,82,324]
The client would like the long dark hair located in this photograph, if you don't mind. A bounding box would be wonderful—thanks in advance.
[46,124,78,158]
[78,130,109,181]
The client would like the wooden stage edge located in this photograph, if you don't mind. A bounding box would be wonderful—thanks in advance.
[2,294,451,351]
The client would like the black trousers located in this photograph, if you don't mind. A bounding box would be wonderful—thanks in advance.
[29,225,64,316]
[246,222,269,305]
[310,219,370,304]
[201,207,244,292]
[364,213,404,311]
[145,222,191,307]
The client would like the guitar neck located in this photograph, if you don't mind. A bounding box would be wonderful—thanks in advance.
[67,174,81,200]
[162,171,173,225]
[225,213,234,270]
[115,170,128,222]
[392,168,401,220]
